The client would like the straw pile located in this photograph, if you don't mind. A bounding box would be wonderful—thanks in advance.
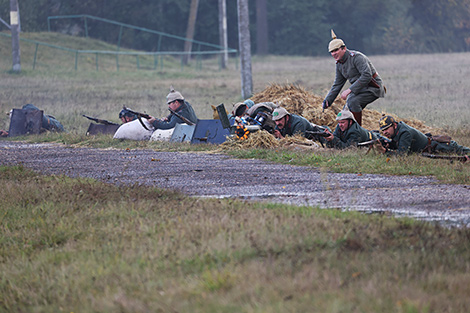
[221,83,442,150]
[220,130,280,150]
[250,83,441,134]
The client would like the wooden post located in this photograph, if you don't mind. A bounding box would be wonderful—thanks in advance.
[237,0,253,99]
[10,0,21,72]
[256,0,268,55]
[218,0,228,69]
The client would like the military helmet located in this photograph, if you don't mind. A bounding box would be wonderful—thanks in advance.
[272,107,289,121]
[336,109,356,122]
[119,108,137,119]
[328,29,345,52]
[232,102,248,117]
[166,87,184,104]
[379,115,396,131]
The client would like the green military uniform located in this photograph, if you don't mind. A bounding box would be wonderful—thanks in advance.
[152,100,198,130]
[327,120,377,149]
[277,114,315,138]
[388,121,470,156]
[324,49,385,113]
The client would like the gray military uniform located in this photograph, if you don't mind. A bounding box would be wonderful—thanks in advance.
[325,49,385,112]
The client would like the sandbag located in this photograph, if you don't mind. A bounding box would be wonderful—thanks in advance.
[149,127,175,142]
[113,119,154,141]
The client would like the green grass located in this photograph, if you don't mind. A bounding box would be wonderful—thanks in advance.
[1,166,469,312]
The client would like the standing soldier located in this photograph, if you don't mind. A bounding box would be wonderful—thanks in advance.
[322,30,385,126]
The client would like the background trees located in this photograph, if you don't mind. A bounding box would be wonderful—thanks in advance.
[1,0,469,56]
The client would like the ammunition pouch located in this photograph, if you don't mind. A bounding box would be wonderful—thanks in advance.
[423,133,453,153]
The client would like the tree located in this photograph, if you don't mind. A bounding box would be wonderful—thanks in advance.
[183,0,199,65]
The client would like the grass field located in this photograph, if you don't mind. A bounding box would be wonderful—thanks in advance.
[1,33,470,312]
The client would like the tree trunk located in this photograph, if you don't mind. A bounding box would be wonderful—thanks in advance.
[10,0,20,72]
[256,0,268,55]
[237,0,253,99]
[183,0,199,65]
[218,0,228,69]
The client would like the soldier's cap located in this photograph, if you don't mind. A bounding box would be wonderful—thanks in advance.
[166,86,184,104]
[232,102,248,117]
[272,107,289,121]
[379,115,396,131]
[328,29,345,52]
[336,109,356,122]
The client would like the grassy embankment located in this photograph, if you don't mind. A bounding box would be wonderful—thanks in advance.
[1,165,470,312]
[0,33,470,312]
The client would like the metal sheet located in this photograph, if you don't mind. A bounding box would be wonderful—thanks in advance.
[170,123,196,142]
[86,123,120,136]
[8,109,43,137]
[190,119,230,144]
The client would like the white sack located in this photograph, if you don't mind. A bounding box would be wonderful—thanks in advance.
[113,119,154,141]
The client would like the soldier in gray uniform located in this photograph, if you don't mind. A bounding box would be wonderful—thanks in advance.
[377,115,470,160]
[322,30,385,126]
[148,88,198,130]
[324,109,377,149]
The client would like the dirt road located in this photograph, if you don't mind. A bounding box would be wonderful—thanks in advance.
[1,141,469,226]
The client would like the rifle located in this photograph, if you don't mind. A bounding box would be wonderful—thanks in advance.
[168,108,195,126]
[122,106,152,131]
[421,152,468,163]
[122,106,151,119]
[305,126,330,147]
[358,133,393,148]
[82,114,119,126]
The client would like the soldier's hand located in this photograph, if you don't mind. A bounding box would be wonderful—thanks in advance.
[273,129,282,139]
[322,100,330,111]
[341,88,352,100]
[375,141,387,154]
[324,129,334,142]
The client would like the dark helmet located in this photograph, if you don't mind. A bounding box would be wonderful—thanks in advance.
[119,109,137,120]
[379,115,396,131]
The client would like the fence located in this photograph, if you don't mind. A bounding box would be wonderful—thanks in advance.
[1,15,238,71]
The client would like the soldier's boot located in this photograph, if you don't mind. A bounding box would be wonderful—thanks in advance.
[352,111,362,126]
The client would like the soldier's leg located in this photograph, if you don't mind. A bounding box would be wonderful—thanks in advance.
[345,92,379,126]
[433,141,470,155]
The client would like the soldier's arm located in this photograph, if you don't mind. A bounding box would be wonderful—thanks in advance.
[349,54,373,94]
[325,67,347,104]
[386,132,412,156]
